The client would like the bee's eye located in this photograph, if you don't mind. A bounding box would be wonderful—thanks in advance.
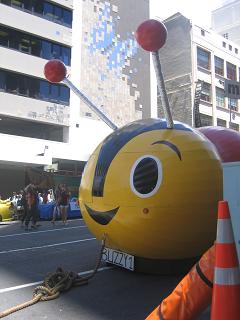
[130,155,162,198]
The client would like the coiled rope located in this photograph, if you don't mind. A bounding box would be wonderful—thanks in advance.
[0,233,106,318]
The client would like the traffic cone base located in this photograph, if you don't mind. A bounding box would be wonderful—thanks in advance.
[211,201,240,320]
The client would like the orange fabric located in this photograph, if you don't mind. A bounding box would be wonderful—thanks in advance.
[145,245,215,320]
[145,305,161,320]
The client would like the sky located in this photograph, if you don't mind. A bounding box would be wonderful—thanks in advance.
[150,0,228,29]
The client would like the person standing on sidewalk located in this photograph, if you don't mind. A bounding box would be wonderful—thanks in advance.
[51,184,61,225]
[59,184,70,225]
[24,184,39,231]
[20,190,28,227]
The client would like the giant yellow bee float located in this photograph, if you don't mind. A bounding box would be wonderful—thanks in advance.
[44,19,222,273]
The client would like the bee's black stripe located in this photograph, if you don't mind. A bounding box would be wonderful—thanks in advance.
[92,119,193,197]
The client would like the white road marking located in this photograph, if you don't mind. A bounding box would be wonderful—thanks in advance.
[0,237,96,254]
[0,225,87,238]
[0,218,83,226]
[0,266,113,294]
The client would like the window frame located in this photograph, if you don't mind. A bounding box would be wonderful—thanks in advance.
[216,87,225,108]
[214,56,224,76]
[197,47,211,70]
[227,62,237,80]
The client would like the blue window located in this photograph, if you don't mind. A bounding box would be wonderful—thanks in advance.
[42,41,52,60]
[43,2,54,20]
[55,6,62,22]
[50,85,59,100]
[52,44,61,59]
[39,81,50,99]
[62,47,71,65]
[0,0,72,28]
[60,86,70,103]
[63,9,72,27]
[0,69,69,105]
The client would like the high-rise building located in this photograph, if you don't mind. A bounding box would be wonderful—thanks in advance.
[212,0,240,45]
[157,12,240,131]
[0,0,151,196]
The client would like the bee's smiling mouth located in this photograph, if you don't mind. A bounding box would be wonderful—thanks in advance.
[84,204,119,225]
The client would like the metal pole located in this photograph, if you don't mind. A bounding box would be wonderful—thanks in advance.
[63,77,118,131]
[229,102,232,128]
[152,51,174,129]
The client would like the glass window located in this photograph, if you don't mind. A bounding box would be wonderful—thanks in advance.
[201,82,211,102]
[19,77,28,96]
[11,0,22,8]
[42,40,52,60]
[0,69,68,105]
[217,118,226,127]
[43,2,54,20]
[34,1,43,15]
[0,70,5,90]
[6,73,18,94]
[60,85,70,103]
[19,35,31,53]
[214,56,224,76]
[197,47,211,70]
[229,123,239,131]
[227,62,237,80]
[31,38,41,56]
[29,78,39,98]
[199,114,212,126]
[216,87,225,108]
[54,6,62,22]
[50,84,59,100]
[23,0,32,11]
[61,47,71,65]
[39,80,50,99]
[1,0,11,5]
[52,44,61,59]
[9,29,19,49]
[228,98,238,111]
[63,9,72,27]
[0,27,9,47]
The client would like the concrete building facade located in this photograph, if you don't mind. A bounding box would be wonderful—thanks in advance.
[0,0,151,197]
[212,0,240,45]
[157,12,240,131]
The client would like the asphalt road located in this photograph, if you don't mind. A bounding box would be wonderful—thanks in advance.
[0,219,210,319]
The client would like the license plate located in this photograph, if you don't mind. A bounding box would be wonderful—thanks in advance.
[102,247,134,271]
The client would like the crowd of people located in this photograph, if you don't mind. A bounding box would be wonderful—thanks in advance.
[7,184,70,230]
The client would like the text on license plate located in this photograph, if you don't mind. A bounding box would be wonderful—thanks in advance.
[102,247,134,271]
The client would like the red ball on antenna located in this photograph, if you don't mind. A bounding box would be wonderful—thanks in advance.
[44,59,67,83]
[135,19,167,52]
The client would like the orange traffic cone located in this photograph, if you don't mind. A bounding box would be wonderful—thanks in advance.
[211,200,240,320]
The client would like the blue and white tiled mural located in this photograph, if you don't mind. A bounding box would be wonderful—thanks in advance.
[81,0,150,126]
[88,2,138,76]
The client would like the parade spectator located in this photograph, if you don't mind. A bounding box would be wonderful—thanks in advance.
[24,184,40,231]
[51,184,61,225]
[59,184,70,225]
[42,190,49,204]
[38,193,43,204]
[20,190,28,227]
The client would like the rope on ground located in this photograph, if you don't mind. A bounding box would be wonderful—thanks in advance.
[0,233,107,318]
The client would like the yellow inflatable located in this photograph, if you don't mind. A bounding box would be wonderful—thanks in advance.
[79,119,222,272]
[0,200,13,221]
